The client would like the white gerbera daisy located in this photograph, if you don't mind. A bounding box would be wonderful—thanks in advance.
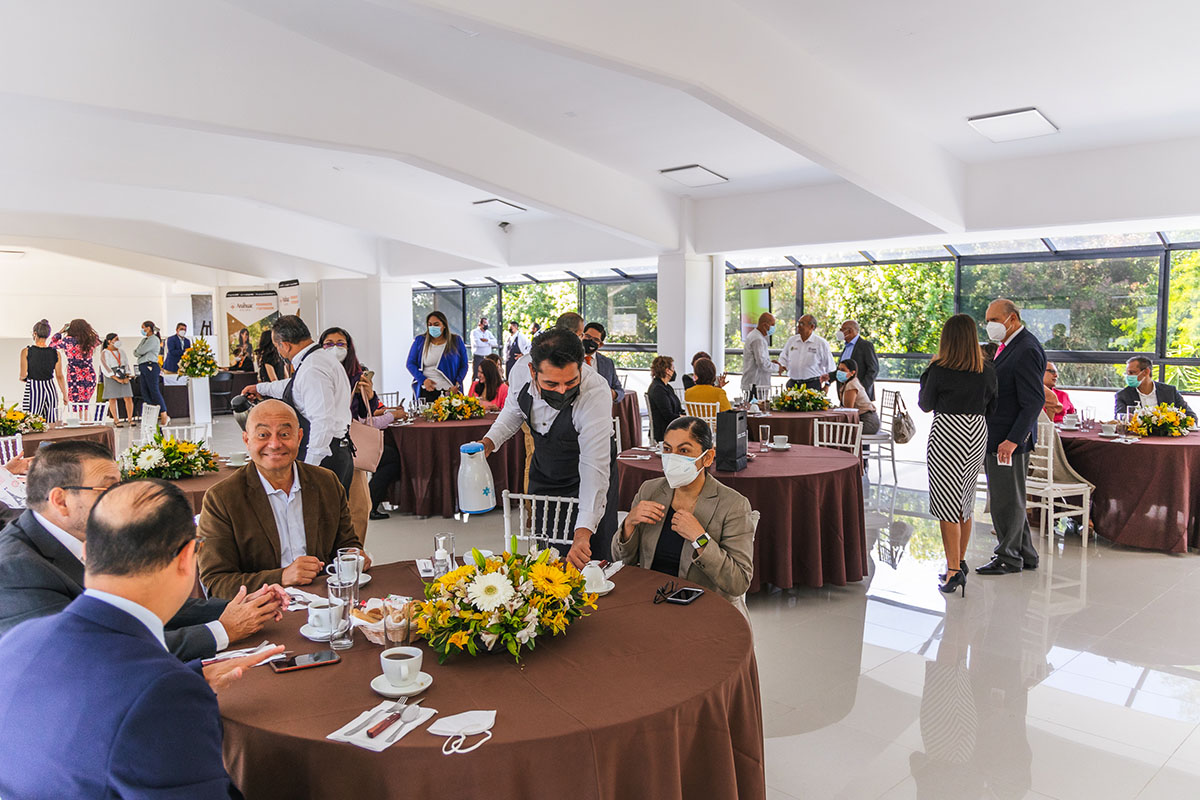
[137,450,163,470]
[466,572,515,612]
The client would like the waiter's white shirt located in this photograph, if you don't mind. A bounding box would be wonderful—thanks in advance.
[258,464,307,568]
[741,327,773,391]
[470,328,497,357]
[507,331,531,357]
[257,344,351,466]
[485,366,612,533]
[779,333,835,381]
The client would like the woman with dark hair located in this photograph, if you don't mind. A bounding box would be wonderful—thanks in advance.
[19,319,66,422]
[468,358,508,411]
[405,310,468,402]
[834,358,880,435]
[230,345,254,373]
[681,351,727,391]
[49,318,100,403]
[919,314,997,596]
[682,357,732,412]
[98,333,134,425]
[612,416,755,616]
[134,320,170,427]
[646,355,682,443]
[237,327,253,357]
[257,328,290,382]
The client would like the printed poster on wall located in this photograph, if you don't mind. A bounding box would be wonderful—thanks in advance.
[225,290,279,360]
[278,280,301,318]
[739,285,772,342]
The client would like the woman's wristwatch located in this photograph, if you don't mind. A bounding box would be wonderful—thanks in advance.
[692,533,711,550]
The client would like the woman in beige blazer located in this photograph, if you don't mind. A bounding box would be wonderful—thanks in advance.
[612,416,755,616]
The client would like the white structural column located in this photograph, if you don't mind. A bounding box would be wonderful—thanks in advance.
[315,275,414,399]
[656,253,724,374]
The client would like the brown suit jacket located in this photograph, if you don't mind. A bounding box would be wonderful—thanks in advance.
[198,461,360,599]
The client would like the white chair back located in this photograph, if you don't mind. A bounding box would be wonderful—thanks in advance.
[815,420,863,458]
[1029,420,1055,484]
[1026,418,1093,547]
[878,389,899,428]
[66,402,107,424]
[378,391,401,409]
[673,386,687,403]
[501,489,581,553]
[0,434,23,463]
[685,401,720,431]
[862,388,899,483]
[612,414,622,451]
[138,404,161,443]
[163,423,210,443]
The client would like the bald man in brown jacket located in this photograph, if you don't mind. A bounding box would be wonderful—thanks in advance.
[198,400,368,600]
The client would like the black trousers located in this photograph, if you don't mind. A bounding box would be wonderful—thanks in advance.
[318,436,354,495]
[368,438,401,508]
[786,377,822,391]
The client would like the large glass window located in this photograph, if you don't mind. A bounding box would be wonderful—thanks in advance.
[1167,250,1200,391]
[411,289,463,339]
[959,257,1160,352]
[724,270,796,373]
[465,287,499,337]
[500,282,578,333]
[582,280,656,345]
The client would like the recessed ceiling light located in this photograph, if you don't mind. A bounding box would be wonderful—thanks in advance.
[473,199,526,216]
[968,107,1058,143]
[659,164,728,188]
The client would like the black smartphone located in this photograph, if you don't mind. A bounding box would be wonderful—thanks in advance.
[666,587,705,605]
[269,650,341,673]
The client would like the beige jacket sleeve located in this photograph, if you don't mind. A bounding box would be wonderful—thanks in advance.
[689,489,755,598]
[610,482,651,564]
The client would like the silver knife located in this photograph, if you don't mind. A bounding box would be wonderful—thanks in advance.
[345,698,406,737]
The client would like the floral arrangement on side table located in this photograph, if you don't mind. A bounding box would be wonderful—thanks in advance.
[419,392,486,421]
[416,548,597,663]
[119,433,220,479]
[178,337,219,378]
[0,400,47,436]
[772,386,832,413]
[1126,403,1195,438]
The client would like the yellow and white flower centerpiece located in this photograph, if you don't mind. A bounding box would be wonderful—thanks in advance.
[416,548,597,663]
[119,433,220,480]
[419,392,486,422]
[0,400,47,436]
[177,337,219,378]
[1126,403,1196,438]
[772,386,832,413]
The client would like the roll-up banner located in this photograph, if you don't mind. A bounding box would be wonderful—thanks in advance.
[739,285,772,342]
[225,290,279,360]
[278,279,301,318]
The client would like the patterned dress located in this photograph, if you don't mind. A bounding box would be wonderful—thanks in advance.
[49,333,97,403]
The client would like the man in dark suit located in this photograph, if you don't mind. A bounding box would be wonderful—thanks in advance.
[0,441,282,660]
[0,480,281,799]
[163,321,192,373]
[833,320,879,400]
[583,322,625,402]
[1114,356,1197,419]
[198,399,367,599]
[978,299,1046,575]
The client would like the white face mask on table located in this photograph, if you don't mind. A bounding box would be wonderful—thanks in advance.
[428,710,496,754]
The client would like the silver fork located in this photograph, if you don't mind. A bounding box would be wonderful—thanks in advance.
[344,697,407,737]
[384,701,424,744]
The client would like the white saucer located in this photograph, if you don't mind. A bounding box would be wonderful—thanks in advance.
[1060,426,1079,431]
[370,671,433,698]
[587,579,615,596]
[358,573,372,587]
[768,443,792,451]
[1097,432,1120,439]
[299,623,333,642]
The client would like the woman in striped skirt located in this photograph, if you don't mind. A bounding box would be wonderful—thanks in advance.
[19,319,67,423]
[918,314,997,596]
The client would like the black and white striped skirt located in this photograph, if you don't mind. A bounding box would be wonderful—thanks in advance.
[22,379,59,423]
[927,412,986,522]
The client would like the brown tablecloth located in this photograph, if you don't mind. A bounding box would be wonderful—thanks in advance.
[745,408,860,446]
[21,424,116,457]
[1059,429,1200,553]
[385,417,526,518]
[218,561,764,800]
[618,445,867,591]
[171,465,241,514]
[614,392,643,450]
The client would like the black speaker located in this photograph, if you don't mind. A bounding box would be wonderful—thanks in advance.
[715,408,747,472]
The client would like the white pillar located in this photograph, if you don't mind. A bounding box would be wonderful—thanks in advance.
[379,278,413,395]
[656,252,721,371]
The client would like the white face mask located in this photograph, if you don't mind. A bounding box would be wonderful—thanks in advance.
[662,452,704,489]
[985,320,1009,342]
[428,710,496,755]
[832,330,845,343]
[332,347,348,363]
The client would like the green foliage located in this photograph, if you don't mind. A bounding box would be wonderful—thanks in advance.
[500,282,578,332]
[583,281,657,344]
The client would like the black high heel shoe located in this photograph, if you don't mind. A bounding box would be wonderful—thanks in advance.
[939,569,966,597]
[939,560,969,581]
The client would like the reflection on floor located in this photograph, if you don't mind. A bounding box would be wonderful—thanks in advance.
[185,418,1200,799]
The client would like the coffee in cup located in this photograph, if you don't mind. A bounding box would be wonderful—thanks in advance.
[581,563,607,593]
[381,646,423,688]
[773,435,788,447]
[307,598,343,632]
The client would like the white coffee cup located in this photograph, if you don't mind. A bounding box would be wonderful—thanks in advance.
[1063,414,1078,427]
[1101,423,1117,435]
[307,598,344,632]
[228,452,248,465]
[326,554,365,582]
[581,563,607,592]
[381,646,423,688]
[773,434,788,447]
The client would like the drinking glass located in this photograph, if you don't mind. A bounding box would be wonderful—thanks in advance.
[326,579,355,651]
[335,547,362,605]
[758,425,770,452]
[1084,406,1096,430]
[434,532,456,563]
[531,533,551,557]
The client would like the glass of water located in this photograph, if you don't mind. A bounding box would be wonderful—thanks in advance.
[759,425,770,452]
[326,579,355,651]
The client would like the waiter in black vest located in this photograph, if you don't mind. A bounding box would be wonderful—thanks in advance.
[480,327,617,569]
[504,320,529,379]
[241,315,353,493]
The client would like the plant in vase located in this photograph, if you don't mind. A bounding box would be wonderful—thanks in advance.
[1126,403,1195,438]
[178,337,219,378]
[419,392,486,421]
[771,386,832,413]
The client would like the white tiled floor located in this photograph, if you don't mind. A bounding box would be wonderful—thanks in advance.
[186,416,1200,799]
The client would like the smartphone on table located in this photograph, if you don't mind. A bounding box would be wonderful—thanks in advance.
[270,650,341,673]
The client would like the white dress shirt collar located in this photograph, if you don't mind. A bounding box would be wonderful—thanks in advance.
[290,342,319,368]
[1003,325,1026,346]
[32,510,85,562]
[83,588,167,650]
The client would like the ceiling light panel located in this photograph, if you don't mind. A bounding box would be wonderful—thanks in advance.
[967,108,1058,143]
[659,164,728,187]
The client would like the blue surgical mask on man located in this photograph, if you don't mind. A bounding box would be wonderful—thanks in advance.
[1125,374,1140,388]
[766,325,776,337]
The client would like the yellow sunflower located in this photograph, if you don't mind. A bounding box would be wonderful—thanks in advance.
[529,563,572,600]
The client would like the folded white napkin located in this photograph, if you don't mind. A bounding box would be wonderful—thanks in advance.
[603,560,625,580]
[328,703,438,752]
[205,642,286,666]
[284,587,323,611]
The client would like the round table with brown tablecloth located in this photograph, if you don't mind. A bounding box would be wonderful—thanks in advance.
[21,424,116,457]
[745,408,860,446]
[217,561,765,800]
[171,464,242,515]
[1059,428,1200,553]
[614,392,643,451]
[617,444,867,591]
[385,416,526,518]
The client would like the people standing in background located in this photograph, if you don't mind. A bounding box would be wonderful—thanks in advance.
[977,298,1046,576]
[777,315,835,392]
[1114,356,1197,419]
[49,319,100,403]
[162,323,192,374]
[99,334,134,427]
[1042,362,1075,423]
[647,355,683,442]
[134,320,170,428]
[741,312,776,402]
[469,317,497,381]
[918,315,997,596]
[256,329,290,382]
[468,357,509,411]
[834,359,880,435]
[582,322,625,402]
[406,310,468,403]
[19,320,66,423]
[831,320,879,400]
[504,320,530,378]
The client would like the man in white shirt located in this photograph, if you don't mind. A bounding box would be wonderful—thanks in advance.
[777,315,836,391]
[480,326,616,569]
[243,315,353,493]
[504,320,531,378]
[741,312,776,400]
[470,317,498,381]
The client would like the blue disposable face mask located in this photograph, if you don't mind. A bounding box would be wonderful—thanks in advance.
[1125,374,1140,388]
[836,371,850,383]
[428,325,443,338]
[766,325,776,336]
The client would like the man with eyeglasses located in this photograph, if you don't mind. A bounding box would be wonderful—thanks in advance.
[1042,362,1075,423]
[0,441,285,660]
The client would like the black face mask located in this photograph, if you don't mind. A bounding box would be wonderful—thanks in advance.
[539,383,581,410]
[582,338,599,354]
[481,323,488,330]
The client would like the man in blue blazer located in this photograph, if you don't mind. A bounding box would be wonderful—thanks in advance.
[1114,357,1197,419]
[0,479,279,799]
[978,299,1047,575]
[583,322,626,403]
[163,322,192,373]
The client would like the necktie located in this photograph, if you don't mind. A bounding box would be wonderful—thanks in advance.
[585,355,593,366]
[994,343,1005,359]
